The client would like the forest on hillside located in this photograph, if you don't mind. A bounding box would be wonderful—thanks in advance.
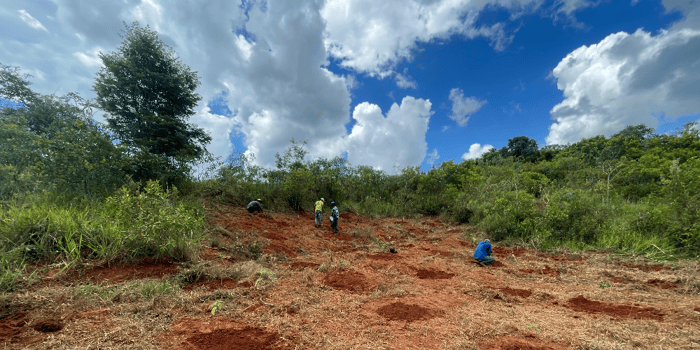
[2,23,699,293]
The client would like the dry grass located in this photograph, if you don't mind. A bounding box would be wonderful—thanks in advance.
[2,209,699,349]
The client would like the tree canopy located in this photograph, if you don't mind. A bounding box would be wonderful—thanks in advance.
[93,22,211,184]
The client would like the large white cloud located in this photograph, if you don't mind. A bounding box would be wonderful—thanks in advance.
[546,26,700,145]
[321,0,600,78]
[1,0,606,174]
[462,143,494,160]
[345,97,433,172]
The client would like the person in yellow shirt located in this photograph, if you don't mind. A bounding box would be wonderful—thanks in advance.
[314,198,324,228]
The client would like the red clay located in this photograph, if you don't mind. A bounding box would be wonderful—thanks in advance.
[499,287,532,298]
[185,326,284,350]
[0,311,27,339]
[482,335,566,350]
[80,259,178,284]
[322,270,376,292]
[565,295,664,320]
[415,268,455,279]
[376,302,440,322]
[520,265,559,276]
[32,319,63,333]
[646,279,677,289]
[367,253,399,261]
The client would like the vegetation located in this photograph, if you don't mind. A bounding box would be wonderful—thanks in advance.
[2,25,700,296]
[93,22,211,186]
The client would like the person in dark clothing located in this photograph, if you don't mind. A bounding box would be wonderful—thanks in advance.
[329,201,339,234]
[473,239,495,266]
[247,199,263,214]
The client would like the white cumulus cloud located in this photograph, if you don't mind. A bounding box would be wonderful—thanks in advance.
[448,88,487,127]
[345,97,432,173]
[546,27,700,145]
[462,143,494,160]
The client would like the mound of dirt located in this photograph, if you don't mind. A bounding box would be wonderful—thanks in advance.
[415,268,455,279]
[81,259,178,284]
[646,279,677,289]
[499,287,532,298]
[32,319,63,333]
[470,260,505,267]
[322,271,375,292]
[265,241,298,257]
[376,302,439,322]
[565,295,664,320]
[482,335,566,350]
[185,326,284,350]
[0,311,27,339]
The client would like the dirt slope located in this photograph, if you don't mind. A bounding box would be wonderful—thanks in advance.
[2,204,700,349]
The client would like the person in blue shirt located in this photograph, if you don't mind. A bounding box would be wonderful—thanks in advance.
[246,199,263,214]
[473,239,495,266]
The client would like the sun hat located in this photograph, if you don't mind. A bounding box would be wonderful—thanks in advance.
[484,239,490,243]
[321,198,324,201]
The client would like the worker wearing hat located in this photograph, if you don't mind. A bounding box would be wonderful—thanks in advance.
[329,201,339,234]
[314,198,325,228]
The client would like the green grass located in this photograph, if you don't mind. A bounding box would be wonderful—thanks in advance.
[0,180,205,293]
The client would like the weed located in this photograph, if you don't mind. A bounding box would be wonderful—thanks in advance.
[599,282,611,289]
[211,299,223,315]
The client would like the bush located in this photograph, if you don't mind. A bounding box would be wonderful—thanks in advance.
[542,189,607,244]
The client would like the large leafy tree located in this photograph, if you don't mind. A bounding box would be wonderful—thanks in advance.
[1,63,125,198]
[93,22,211,184]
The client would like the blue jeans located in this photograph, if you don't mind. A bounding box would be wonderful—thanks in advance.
[475,256,495,265]
[315,211,322,226]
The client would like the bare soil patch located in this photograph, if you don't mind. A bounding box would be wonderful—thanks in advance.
[482,335,566,350]
[376,302,440,322]
[646,279,677,289]
[415,268,455,279]
[80,259,178,284]
[564,295,664,320]
[322,270,376,292]
[499,287,532,298]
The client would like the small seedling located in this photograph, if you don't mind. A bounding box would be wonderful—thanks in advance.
[339,261,345,267]
[599,282,611,289]
[211,300,223,315]
[527,324,541,332]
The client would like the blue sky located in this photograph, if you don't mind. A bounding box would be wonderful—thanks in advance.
[2,0,700,174]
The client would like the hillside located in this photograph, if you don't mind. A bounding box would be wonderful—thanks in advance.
[1,203,699,349]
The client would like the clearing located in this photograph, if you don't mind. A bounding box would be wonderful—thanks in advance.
[2,203,699,349]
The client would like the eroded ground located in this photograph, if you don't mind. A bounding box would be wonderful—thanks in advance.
[2,203,700,349]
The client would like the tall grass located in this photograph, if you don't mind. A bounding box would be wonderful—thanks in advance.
[0,180,204,292]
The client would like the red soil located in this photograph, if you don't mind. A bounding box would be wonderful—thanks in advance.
[494,246,530,257]
[80,259,178,284]
[367,253,399,261]
[646,279,677,289]
[482,335,566,350]
[0,311,27,339]
[322,270,376,292]
[565,295,664,320]
[32,319,63,333]
[621,263,671,271]
[499,287,532,298]
[376,302,440,322]
[170,318,286,350]
[415,268,455,279]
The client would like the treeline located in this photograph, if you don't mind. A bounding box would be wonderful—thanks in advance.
[204,124,700,258]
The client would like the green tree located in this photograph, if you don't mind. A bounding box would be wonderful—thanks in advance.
[506,136,539,162]
[93,22,211,184]
[1,63,125,198]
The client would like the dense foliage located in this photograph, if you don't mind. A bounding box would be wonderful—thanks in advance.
[93,22,211,186]
[203,124,700,260]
